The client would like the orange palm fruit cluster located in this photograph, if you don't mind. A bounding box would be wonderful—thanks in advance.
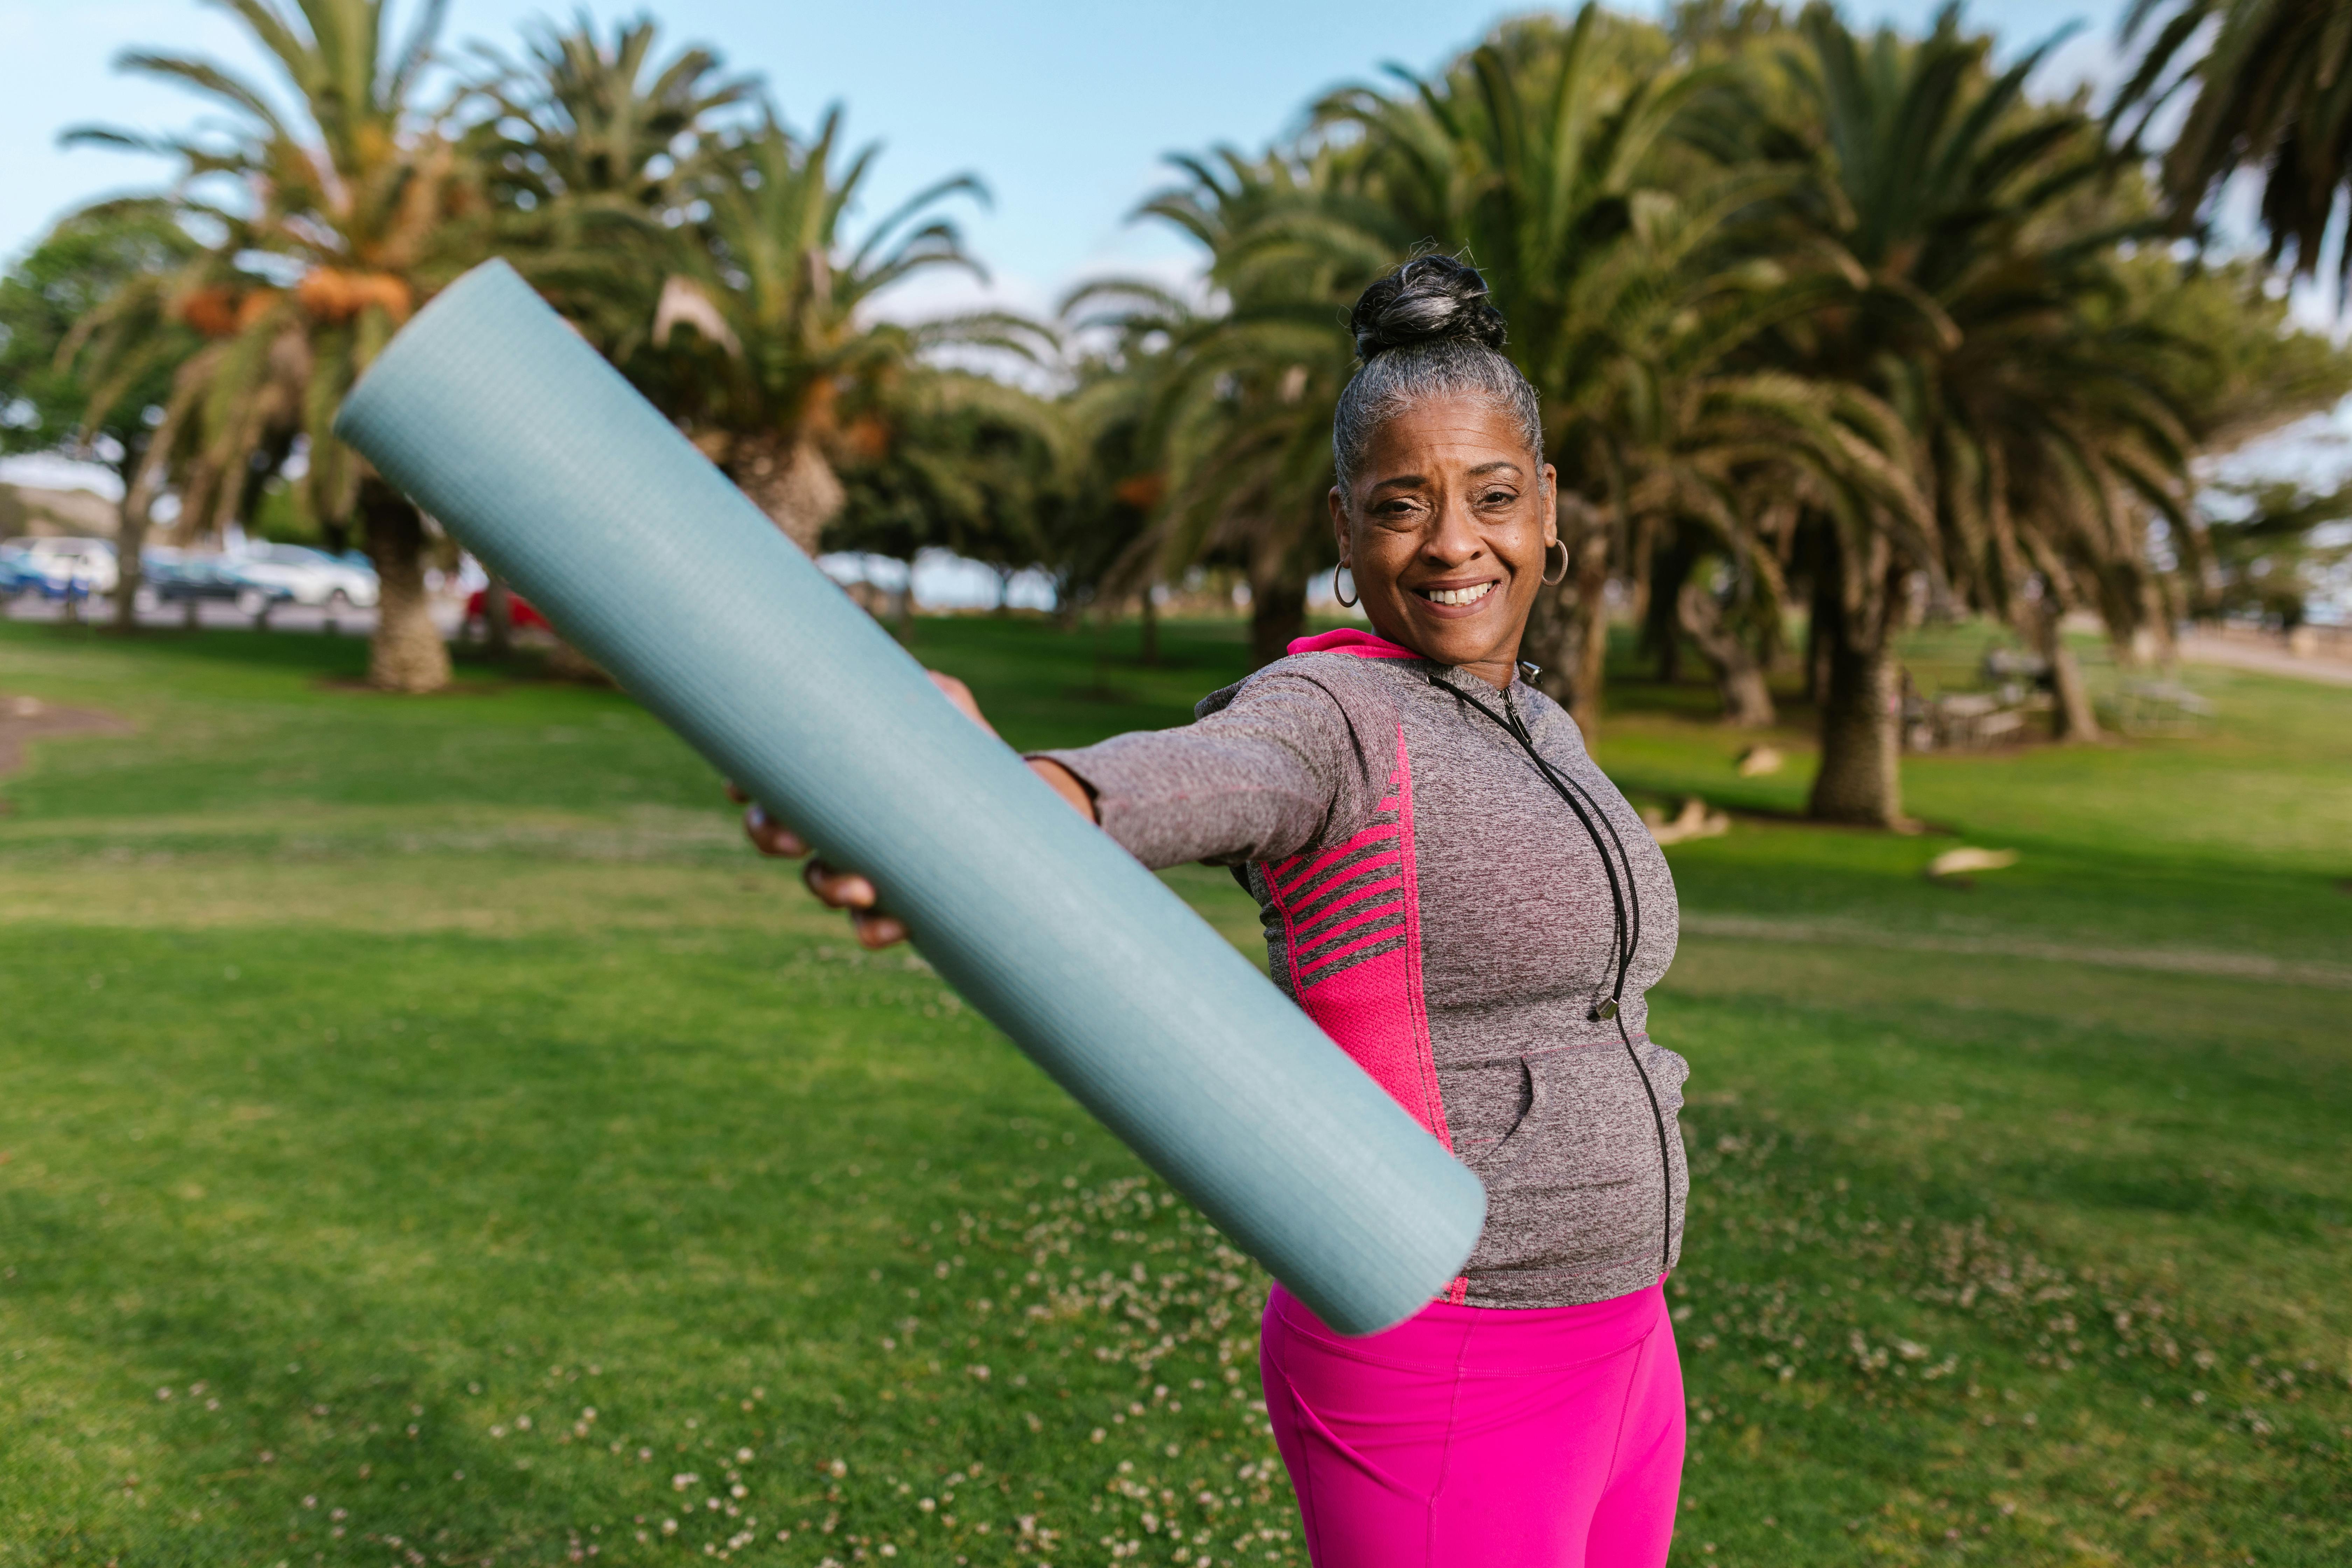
[294,268,414,324]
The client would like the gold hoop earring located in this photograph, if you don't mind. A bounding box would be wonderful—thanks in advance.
[1541,538,1570,587]
[1334,565,1359,609]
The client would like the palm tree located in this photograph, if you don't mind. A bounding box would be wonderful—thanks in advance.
[2194,478,2352,628]
[1034,284,1192,645]
[454,12,753,651]
[1916,244,2199,739]
[1116,148,1393,665]
[464,11,754,363]
[826,371,1073,622]
[68,0,485,691]
[1318,5,1922,741]
[2111,0,2352,293]
[2126,252,2352,621]
[1735,4,2140,816]
[646,105,1033,554]
[0,201,202,630]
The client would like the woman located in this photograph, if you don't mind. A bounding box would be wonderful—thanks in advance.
[743,256,1689,1567]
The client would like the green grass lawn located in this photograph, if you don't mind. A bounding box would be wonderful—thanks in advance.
[0,613,2345,1567]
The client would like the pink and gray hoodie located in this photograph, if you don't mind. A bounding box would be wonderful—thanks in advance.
[1037,629,1689,1310]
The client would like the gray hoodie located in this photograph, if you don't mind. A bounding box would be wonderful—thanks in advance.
[1037,629,1688,1309]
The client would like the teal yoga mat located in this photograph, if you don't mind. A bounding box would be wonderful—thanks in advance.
[335,259,1485,1335]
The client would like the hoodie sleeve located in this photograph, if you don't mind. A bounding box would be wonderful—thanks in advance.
[1030,667,1387,870]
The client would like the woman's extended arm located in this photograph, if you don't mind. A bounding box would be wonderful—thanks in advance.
[739,667,1373,948]
[737,672,1093,947]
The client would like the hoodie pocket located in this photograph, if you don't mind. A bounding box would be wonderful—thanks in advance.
[1464,1039,1682,1280]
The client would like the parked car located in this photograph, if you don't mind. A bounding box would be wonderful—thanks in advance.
[0,537,118,599]
[462,586,551,636]
[140,547,270,612]
[224,544,379,609]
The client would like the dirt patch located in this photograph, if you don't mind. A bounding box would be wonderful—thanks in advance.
[0,694,133,777]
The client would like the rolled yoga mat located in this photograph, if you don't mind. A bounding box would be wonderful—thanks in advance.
[335,259,1485,1335]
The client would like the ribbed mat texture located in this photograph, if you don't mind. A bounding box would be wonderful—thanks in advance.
[333,260,1484,1335]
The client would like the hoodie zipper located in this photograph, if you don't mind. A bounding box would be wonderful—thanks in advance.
[1434,674,1678,1277]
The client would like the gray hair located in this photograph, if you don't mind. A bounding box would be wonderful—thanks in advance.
[1332,256,1544,497]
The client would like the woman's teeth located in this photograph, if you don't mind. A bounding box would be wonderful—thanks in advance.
[1422,582,1495,607]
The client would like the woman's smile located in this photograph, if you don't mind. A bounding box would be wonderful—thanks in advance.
[1413,578,1501,612]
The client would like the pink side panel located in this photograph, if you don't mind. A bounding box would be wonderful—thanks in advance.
[1291,946,1442,1140]
[1265,724,1450,1152]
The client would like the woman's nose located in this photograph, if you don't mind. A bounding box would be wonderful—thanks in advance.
[1423,492,1485,563]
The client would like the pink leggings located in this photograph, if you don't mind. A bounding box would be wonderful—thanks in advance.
[1260,1279,1684,1567]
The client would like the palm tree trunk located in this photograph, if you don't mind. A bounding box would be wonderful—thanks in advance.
[360,478,451,694]
[1802,586,1829,707]
[1678,582,1775,727]
[108,434,153,635]
[1567,533,1611,744]
[732,429,845,556]
[2029,597,2101,742]
[1248,561,1307,668]
[483,576,514,657]
[1645,537,1698,683]
[1807,554,1905,826]
[1138,585,1160,667]
[890,555,914,629]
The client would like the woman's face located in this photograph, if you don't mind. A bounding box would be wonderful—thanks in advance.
[1329,395,1557,682]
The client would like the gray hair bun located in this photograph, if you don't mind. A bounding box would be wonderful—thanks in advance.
[1348,255,1508,360]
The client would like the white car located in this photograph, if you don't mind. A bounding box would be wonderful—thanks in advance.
[227,544,380,609]
[1,536,119,598]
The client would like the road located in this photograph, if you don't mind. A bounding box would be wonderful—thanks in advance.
[2,593,466,638]
[2175,631,2352,688]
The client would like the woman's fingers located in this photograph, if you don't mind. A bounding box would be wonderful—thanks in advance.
[850,912,909,949]
[730,785,905,946]
[811,862,907,948]
[730,784,811,858]
[804,858,879,911]
[928,670,999,736]
[743,802,810,859]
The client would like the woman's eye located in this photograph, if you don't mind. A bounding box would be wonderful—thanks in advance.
[1479,489,1516,507]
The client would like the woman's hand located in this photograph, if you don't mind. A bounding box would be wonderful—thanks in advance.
[731,670,1096,950]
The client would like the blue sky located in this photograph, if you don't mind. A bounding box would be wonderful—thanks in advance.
[0,0,2130,318]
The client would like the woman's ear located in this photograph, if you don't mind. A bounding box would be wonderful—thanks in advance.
[1539,463,1559,548]
[1327,484,1352,566]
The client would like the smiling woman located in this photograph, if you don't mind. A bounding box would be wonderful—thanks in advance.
[1325,255,1566,687]
[753,256,1692,1567]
